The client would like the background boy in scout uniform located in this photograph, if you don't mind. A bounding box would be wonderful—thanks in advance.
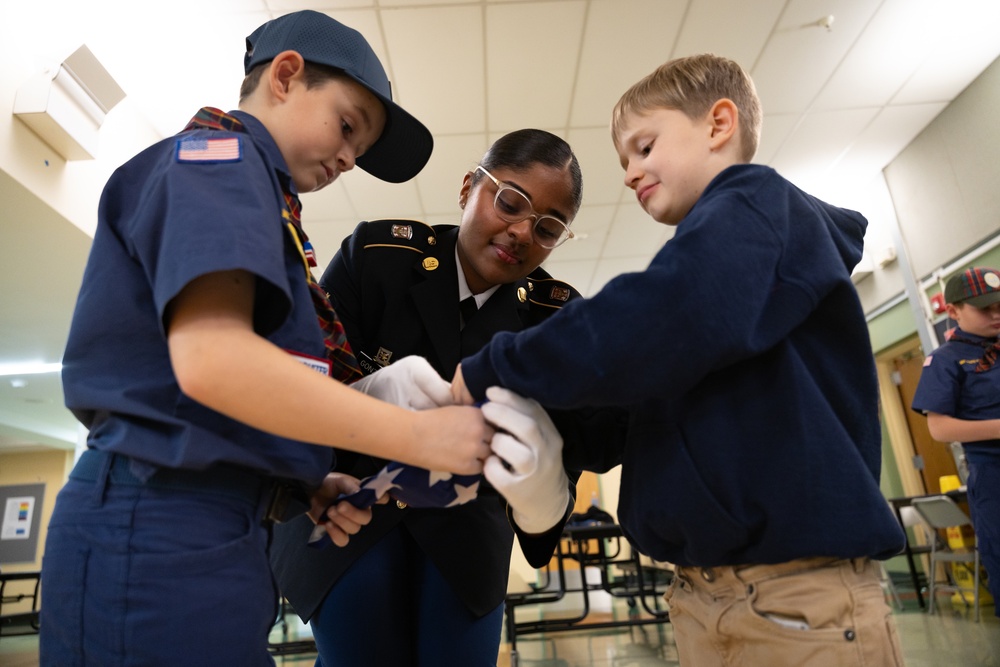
[912,267,1000,617]
[41,11,493,666]
[271,129,626,666]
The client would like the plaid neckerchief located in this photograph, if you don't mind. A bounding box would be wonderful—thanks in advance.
[946,331,1000,373]
[182,108,362,384]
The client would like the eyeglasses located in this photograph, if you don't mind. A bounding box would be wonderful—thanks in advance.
[475,166,575,249]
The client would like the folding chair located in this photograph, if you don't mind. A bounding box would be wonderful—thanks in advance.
[877,560,904,611]
[911,495,981,622]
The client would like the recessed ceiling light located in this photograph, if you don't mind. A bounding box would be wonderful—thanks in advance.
[0,362,62,377]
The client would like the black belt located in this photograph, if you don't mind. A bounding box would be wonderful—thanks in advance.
[70,449,311,524]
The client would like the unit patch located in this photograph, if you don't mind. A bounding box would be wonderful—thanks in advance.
[550,286,571,302]
[391,224,413,240]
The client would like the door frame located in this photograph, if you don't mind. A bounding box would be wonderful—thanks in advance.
[875,334,928,498]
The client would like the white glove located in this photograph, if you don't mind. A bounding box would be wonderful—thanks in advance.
[481,386,570,534]
[350,356,453,410]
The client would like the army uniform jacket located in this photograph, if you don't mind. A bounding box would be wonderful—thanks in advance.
[270,220,624,620]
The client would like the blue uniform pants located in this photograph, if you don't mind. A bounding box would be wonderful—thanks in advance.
[966,456,1000,617]
[310,525,504,667]
[40,452,279,666]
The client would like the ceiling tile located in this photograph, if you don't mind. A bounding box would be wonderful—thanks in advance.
[382,5,486,136]
[302,180,355,224]
[750,0,880,115]
[378,0,465,6]
[892,0,1000,104]
[339,170,424,220]
[835,102,948,181]
[768,107,880,191]
[567,127,625,206]
[674,0,785,65]
[556,203,616,262]
[486,1,587,131]
[416,133,491,216]
[754,112,800,165]
[570,0,686,128]
[604,205,670,259]
[267,0,375,10]
[811,0,954,111]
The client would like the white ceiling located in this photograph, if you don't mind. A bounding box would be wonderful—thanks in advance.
[3,0,1000,454]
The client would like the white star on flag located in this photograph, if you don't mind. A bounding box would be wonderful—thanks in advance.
[445,480,480,507]
[361,465,404,497]
[428,470,452,485]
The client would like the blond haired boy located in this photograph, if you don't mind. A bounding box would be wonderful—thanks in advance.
[455,54,906,666]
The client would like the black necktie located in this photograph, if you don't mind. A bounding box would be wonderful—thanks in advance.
[460,296,478,329]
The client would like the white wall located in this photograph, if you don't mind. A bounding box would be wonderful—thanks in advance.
[884,56,1000,282]
[0,2,162,239]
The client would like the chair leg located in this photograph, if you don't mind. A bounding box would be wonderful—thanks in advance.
[974,552,981,623]
[927,556,937,615]
[878,562,904,611]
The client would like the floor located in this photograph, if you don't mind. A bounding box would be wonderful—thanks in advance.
[3,590,998,666]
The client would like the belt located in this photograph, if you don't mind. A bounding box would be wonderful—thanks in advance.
[70,449,310,524]
[679,556,858,585]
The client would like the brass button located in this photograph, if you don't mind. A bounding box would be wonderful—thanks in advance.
[700,568,716,582]
[396,500,408,510]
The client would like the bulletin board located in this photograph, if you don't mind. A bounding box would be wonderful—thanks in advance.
[0,483,45,565]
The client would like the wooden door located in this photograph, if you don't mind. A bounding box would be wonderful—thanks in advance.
[893,347,960,494]
[548,471,602,571]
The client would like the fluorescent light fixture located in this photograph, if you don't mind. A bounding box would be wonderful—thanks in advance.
[13,44,126,160]
[0,362,63,377]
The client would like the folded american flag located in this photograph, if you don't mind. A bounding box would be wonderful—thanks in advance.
[308,461,481,548]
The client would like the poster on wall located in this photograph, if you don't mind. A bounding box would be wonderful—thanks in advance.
[0,484,44,564]
[2,496,35,539]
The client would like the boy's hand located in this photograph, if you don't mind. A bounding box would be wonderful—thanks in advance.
[351,356,453,410]
[480,386,571,534]
[409,406,493,475]
[308,473,384,548]
[451,364,476,405]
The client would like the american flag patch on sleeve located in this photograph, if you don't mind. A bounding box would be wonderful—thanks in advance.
[176,136,242,163]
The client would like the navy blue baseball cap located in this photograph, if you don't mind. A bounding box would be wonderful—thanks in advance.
[245,10,433,183]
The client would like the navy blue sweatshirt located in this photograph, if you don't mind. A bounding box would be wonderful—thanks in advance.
[461,164,905,566]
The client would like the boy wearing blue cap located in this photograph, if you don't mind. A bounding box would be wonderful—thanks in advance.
[40,11,491,665]
[454,54,907,665]
[912,266,1000,616]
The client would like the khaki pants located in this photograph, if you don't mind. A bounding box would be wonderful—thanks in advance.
[666,557,906,667]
